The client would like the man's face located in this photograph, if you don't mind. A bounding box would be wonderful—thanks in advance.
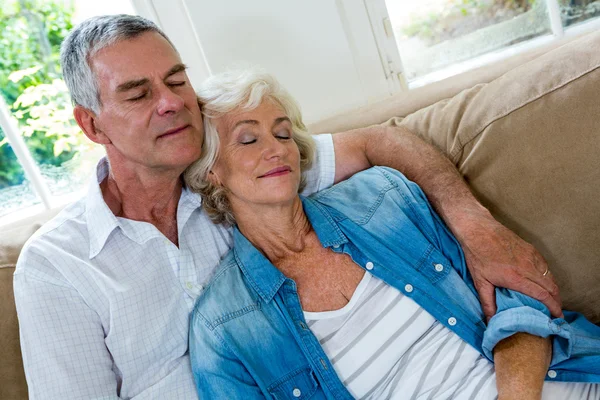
[90,32,204,173]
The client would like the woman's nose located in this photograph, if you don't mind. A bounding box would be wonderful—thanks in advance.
[263,135,287,159]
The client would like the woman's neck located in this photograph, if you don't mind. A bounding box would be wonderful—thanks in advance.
[234,196,312,263]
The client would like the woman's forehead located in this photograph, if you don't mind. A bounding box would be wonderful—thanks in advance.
[220,101,288,130]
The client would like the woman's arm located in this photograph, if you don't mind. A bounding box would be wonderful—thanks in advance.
[494,332,552,400]
[330,125,562,320]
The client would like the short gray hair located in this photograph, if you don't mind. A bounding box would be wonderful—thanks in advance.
[60,14,176,113]
[184,69,316,226]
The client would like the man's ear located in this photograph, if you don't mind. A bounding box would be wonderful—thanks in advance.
[73,105,111,145]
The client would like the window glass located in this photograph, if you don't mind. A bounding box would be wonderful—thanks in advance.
[0,127,41,218]
[0,0,102,203]
[560,0,600,27]
[385,0,552,81]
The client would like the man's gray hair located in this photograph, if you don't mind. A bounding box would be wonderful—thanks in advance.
[60,14,176,113]
[184,69,316,226]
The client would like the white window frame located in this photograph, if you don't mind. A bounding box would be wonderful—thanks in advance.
[364,0,600,90]
[0,96,53,209]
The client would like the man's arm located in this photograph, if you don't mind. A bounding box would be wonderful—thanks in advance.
[494,333,552,400]
[14,267,119,399]
[331,124,562,319]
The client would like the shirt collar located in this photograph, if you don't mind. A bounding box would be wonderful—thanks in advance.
[85,158,204,258]
[233,195,348,303]
[86,157,121,259]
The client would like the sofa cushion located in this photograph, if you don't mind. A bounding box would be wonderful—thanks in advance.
[0,208,61,400]
[395,30,600,323]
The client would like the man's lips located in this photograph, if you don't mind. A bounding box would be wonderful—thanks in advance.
[258,166,292,178]
[158,124,189,139]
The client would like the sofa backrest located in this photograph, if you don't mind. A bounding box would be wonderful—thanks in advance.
[314,29,600,323]
[0,225,39,400]
[397,30,600,323]
[1,208,62,399]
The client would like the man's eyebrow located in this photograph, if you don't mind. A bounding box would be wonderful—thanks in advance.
[116,78,149,92]
[115,64,187,93]
[164,63,187,80]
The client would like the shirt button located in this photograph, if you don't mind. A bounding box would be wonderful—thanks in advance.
[333,244,340,248]
[448,317,457,326]
[185,282,194,290]
[404,284,413,293]
[434,263,444,272]
[548,370,557,379]
[293,388,302,397]
[365,262,374,270]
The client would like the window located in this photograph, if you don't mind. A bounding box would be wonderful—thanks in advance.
[0,0,134,224]
[367,0,600,88]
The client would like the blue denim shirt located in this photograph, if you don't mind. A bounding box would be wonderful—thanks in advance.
[189,167,600,399]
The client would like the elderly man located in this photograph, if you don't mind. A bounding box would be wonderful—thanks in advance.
[14,14,560,399]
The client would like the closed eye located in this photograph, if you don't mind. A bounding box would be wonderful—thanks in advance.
[168,82,186,87]
[128,93,147,101]
[275,131,291,140]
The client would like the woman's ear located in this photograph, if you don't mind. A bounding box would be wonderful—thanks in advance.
[207,170,222,187]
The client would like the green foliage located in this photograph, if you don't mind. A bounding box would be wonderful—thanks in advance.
[0,0,83,189]
[401,0,536,45]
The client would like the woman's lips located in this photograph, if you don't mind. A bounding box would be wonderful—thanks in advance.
[259,166,291,178]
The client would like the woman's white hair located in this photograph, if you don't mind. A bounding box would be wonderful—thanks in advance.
[184,69,316,226]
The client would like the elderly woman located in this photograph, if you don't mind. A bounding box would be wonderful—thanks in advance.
[185,70,600,400]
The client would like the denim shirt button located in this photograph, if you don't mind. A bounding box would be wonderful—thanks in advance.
[548,370,557,379]
[293,388,302,397]
[365,262,374,270]
[404,284,413,293]
[333,244,340,249]
[448,317,457,326]
[434,263,444,272]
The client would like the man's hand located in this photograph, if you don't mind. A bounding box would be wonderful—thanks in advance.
[456,209,562,320]
[331,125,563,321]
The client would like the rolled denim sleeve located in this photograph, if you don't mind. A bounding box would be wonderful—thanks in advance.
[482,287,574,365]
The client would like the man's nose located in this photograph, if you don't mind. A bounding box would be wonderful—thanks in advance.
[156,84,184,115]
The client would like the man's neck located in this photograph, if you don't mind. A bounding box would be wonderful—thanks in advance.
[100,162,184,246]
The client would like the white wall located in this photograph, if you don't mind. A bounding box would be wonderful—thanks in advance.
[132,0,391,123]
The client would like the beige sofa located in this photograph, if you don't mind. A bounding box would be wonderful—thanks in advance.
[2,29,599,399]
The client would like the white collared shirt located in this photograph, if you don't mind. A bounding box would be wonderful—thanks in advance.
[14,134,335,400]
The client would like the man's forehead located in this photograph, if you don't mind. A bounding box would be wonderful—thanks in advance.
[91,32,181,85]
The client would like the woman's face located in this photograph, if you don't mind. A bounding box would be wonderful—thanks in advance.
[210,100,302,211]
